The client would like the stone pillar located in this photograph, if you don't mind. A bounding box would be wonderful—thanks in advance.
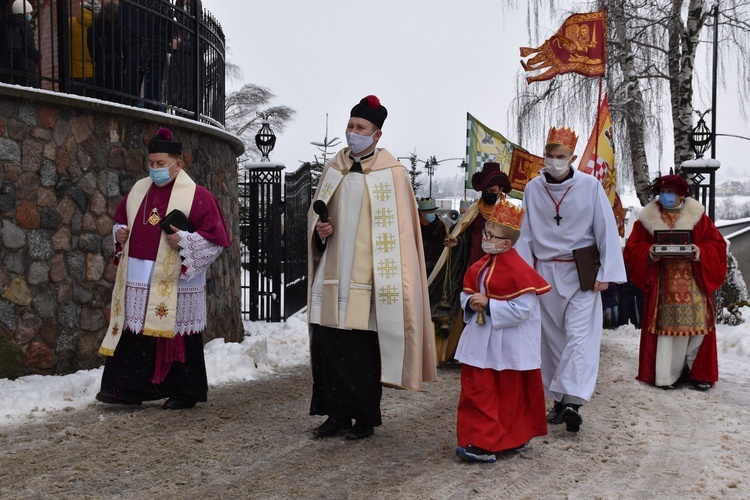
[0,86,244,377]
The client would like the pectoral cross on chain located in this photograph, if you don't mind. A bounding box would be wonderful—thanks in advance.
[544,186,573,228]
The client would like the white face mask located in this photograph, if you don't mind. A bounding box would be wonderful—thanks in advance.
[346,132,376,155]
[481,239,503,255]
[544,157,571,178]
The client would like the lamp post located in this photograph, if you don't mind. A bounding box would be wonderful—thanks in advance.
[255,113,276,161]
[423,156,465,198]
[681,110,720,221]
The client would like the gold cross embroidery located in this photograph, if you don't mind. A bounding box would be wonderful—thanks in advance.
[376,233,397,253]
[377,258,398,279]
[374,208,394,228]
[378,284,400,305]
[372,182,392,202]
[319,183,333,200]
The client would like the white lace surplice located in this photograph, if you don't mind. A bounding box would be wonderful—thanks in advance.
[117,229,223,336]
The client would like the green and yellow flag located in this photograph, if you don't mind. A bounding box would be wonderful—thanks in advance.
[465,113,524,197]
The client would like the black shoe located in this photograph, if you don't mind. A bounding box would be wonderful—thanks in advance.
[313,417,352,438]
[546,401,565,424]
[658,383,678,390]
[562,405,582,433]
[162,398,197,410]
[506,441,530,453]
[689,379,712,391]
[95,391,141,406]
[345,422,374,440]
[456,445,496,463]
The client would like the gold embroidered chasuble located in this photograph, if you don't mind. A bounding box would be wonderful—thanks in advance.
[649,209,710,336]
[307,148,437,391]
[99,170,196,356]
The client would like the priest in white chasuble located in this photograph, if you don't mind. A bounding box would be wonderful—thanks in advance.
[307,95,437,440]
[516,126,626,433]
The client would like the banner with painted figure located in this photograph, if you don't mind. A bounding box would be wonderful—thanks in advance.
[508,149,545,198]
[465,113,524,196]
[520,10,606,84]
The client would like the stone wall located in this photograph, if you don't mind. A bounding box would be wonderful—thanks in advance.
[0,85,244,379]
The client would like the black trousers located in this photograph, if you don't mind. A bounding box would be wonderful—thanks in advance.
[309,325,383,426]
[100,329,208,403]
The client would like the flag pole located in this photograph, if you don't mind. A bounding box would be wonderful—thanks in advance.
[593,77,604,161]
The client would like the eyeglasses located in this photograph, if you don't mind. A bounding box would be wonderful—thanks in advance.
[482,228,509,242]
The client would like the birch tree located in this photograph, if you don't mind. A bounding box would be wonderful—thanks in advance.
[511,0,750,205]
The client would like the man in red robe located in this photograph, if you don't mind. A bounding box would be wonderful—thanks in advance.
[624,174,726,390]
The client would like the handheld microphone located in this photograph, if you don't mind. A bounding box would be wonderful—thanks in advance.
[313,200,328,223]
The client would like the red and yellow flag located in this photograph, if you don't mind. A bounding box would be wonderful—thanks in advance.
[578,94,616,206]
[520,10,606,84]
[508,149,545,198]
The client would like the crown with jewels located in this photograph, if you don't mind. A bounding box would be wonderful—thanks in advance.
[546,126,578,152]
[417,197,437,211]
[489,200,525,231]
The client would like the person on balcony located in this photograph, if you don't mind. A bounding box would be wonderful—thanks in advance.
[69,0,100,95]
[167,0,195,110]
[121,0,173,109]
[9,0,40,87]
[88,0,123,102]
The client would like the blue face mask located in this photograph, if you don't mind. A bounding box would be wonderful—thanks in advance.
[149,162,176,186]
[659,192,677,208]
[26,13,32,22]
[425,213,436,223]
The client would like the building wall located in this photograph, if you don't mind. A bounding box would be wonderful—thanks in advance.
[0,85,244,377]
[718,219,750,296]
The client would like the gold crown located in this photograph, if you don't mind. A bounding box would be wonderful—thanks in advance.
[489,200,525,231]
[546,126,578,152]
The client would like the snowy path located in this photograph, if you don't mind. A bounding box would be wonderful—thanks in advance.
[0,328,748,499]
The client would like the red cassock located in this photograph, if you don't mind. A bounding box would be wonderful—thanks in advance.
[624,212,727,385]
[457,249,551,452]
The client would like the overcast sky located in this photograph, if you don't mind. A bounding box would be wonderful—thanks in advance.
[200,0,750,189]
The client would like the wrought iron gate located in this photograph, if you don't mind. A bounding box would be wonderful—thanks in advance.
[239,164,283,322]
[283,163,313,318]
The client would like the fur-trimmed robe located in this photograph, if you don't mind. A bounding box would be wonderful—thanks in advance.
[624,197,727,385]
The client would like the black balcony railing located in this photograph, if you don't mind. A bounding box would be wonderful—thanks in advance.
[0,0,225,127]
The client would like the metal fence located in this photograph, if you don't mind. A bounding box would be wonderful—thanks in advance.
[0,0,225,126]
[283,163,312,319]
[240,165,283,322]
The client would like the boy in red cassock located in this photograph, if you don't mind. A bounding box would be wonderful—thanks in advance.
[455,200,551,463]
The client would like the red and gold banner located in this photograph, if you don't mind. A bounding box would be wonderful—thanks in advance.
[578,94,616,205]
[520,10,606,84]
[508,149,545,197]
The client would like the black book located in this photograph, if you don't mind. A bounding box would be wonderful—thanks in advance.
[160,209,194,235]
[572,245,601,292]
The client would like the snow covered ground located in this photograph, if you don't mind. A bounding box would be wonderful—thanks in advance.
[0,312,310,424]
[1,307,748,426]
